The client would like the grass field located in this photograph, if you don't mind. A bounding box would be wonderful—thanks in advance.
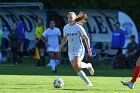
[0,59,140,93]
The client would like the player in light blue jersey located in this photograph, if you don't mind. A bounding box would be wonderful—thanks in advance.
[41,20,62,72]
[60,12,94,86]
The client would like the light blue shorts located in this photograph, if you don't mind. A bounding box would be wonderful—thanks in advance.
[47,46,59,52]
[68,48,85,61]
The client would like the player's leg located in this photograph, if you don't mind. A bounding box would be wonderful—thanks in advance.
[80,61,94,75]
[48,51,56,72]
[46,47,53,66]
[55,52,61,66]
[54,46,61,66]
[131,57,140,83]
[53,50,61,72]
[38,40,45,66]
[20,41,24,53]
[18,41,24,63]
[39,48,45,66]
[11,47,17,64]
[70,56,93,86]
[78,49,94,75]
[121,56,140,89]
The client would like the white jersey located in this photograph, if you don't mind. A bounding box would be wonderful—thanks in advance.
[63,23,86,52]
[42,27,61,47]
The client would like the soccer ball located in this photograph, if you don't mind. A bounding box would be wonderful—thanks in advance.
[53,78,64,88]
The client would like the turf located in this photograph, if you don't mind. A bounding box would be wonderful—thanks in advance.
[0,60,140,93]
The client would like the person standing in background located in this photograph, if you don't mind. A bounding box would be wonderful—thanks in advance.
[111,22,125,68]
[8,22,19,65]
[17,15,25,62]
[41,20,62,72]
[35,18,45,66]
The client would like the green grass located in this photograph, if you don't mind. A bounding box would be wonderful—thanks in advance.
[0,60,140,93]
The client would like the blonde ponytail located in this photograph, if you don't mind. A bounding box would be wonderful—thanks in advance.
[75,12,87,24]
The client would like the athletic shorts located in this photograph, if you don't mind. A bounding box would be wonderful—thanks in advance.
[47,46,59,52]
[68,48,85,61]
[36,38,45,49]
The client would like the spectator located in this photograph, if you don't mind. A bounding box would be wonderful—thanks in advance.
[41,20,62,72]
[17,15,25,62]
[35,18,45,66]
[111,22,125,68]
[118,35,138,69]
[8,22,19,65]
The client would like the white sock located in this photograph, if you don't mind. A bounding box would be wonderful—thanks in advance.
[77,70,92,84]
[50,59,56,71]
[55,59,61,66]
[80,62,90,69]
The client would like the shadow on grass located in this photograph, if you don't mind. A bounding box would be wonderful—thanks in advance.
[62,88,91,91]
[62,88,129,92]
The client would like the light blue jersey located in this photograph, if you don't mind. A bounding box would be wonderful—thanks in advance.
[63,23,86,61]
[43,27,61,48]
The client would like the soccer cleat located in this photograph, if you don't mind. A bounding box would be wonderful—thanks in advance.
[87,63,94,75]
[87,83,93,87]
[121,81,134,89]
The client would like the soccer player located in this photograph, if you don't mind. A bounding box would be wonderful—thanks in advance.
[59,12,94,86]
[121,56,140,89]
[35,18,45,66]
[41,20,62,72]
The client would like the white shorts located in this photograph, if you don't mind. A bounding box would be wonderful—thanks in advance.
[68,48,85,61]
[47,46,59,52]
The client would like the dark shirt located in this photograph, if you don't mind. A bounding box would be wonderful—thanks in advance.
[127,41,138,54]
[8,28,19,48]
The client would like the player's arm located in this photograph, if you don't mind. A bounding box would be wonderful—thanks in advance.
[83,35,90,50]
[78,25,90,50]
[79,25,92,57]
[58,29,62,44]
[83,35,92,57]
[40,35,49,47]
[59,35,62,44]
[59,36,67,51]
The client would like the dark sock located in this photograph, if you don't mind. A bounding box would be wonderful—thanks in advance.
[42,56,45,66]
[41,56,45,66]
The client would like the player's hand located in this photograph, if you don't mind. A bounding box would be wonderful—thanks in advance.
[88,48,92,57]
